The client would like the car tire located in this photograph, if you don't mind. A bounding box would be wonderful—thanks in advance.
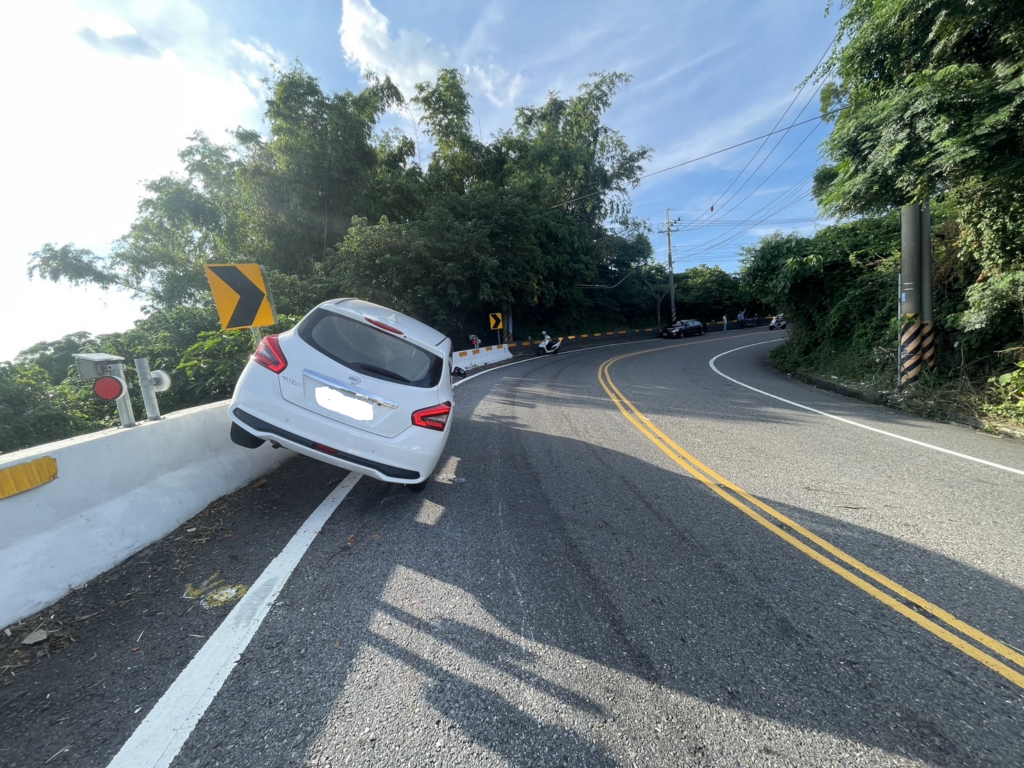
[230,421,265,449]
[405,479,429,492]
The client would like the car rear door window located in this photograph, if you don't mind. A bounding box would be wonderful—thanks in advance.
[298,309,443,388]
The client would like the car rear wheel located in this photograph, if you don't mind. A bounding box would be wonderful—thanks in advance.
[405,479,429,492]
[230,421,265,449]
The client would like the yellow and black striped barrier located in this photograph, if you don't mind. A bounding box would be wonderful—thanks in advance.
[921,320,936,372]
[900,313,923,385]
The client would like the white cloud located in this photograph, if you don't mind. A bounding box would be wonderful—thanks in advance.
[338,0,523,112]
[0,0,285,362]
[339,0,449,99]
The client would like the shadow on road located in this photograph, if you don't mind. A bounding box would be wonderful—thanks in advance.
[3,348,1022,766]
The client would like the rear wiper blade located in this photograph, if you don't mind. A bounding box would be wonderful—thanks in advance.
[357,363,411,383]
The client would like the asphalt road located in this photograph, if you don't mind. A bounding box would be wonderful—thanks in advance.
[3,329,1023,767]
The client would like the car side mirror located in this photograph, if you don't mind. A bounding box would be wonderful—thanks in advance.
[452,366,467,379]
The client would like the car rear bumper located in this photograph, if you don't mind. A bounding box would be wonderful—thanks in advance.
[228,378,451,484]
[233,408,421,480]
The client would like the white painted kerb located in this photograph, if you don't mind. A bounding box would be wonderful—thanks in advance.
[0,401,289,629]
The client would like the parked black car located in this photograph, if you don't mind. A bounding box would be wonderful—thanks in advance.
[659,319,705,338]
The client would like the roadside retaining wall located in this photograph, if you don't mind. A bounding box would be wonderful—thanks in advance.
[0,402,289,629]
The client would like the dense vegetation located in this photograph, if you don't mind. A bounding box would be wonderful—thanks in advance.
[4,68,752,454]
[741,0,1024,426]
[10,0,1021,455]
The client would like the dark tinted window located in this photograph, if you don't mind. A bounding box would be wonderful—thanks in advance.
[297,309,443,388]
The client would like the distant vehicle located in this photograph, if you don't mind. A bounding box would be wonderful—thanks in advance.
[228,298,465,491]
[659,319,705,338]
[769,314,787,330]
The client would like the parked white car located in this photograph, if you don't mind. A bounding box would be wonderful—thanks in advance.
[228,299,465,490]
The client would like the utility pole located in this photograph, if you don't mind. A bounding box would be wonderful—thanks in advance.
[919,203,935,372]
[899,204,923,387]
[899,203,935,387]
[659,209,682,323]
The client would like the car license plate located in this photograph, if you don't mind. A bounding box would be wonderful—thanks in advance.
[315,386,373,421]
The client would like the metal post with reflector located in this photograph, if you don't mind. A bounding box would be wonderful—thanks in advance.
[134,357,172,421]
[73,353,136,428]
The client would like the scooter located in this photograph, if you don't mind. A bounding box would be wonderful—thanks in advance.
[535,335,562,355]
[769,314,787,330]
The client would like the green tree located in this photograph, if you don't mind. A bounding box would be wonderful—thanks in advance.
[15,332,95,384]
[815,0,1024,339]
[675,265,743,324]
[0,363,81,453]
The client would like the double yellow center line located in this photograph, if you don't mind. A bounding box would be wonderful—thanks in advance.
[598,345,1024,690]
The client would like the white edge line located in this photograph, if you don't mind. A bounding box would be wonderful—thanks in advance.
[106,472,363,768]
[709,340,1024,477]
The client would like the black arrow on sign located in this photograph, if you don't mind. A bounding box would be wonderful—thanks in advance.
[208,266,266,328]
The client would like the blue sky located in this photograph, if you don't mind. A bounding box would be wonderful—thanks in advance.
[0,0,838,363]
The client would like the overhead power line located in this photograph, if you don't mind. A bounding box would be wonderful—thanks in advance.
[676,171,816,258]
[551,109,841,211]
[639,111,838,183]
[686,33,839,229]
[678,118,825,248]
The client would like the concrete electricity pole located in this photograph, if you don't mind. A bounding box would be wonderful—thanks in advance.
[919,203,935,372]
[659,209,682,323]
[899,203,934,386]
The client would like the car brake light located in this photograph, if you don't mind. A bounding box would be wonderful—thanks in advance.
[254,334,287,373]
[412,402,451,431]
[365,317,405,336]
[313,442,338,455]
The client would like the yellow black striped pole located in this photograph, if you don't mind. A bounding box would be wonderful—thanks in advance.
[900,204,924,388]
[921,320,936,371]
[900,313,923,385]
[919,204,936,372]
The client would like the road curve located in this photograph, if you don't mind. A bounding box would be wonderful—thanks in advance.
[3,330,1023,767]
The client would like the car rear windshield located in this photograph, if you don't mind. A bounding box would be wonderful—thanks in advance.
[297,309,443,388]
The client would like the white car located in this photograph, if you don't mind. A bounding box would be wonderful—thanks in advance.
[228,299,465,490]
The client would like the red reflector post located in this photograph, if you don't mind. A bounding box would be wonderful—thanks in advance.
[412,402,451,431]
[93,376,125,401]
[254,334,287,373]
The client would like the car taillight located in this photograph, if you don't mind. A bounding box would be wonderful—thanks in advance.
[412,402,451,431]
[254,334,287,373]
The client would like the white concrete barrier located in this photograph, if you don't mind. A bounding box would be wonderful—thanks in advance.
[453,344,513,369]
[0,401,289,629]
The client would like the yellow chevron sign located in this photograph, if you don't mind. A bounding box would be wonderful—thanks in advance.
[205,264,277,330]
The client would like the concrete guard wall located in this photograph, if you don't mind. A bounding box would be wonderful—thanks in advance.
[0,402,289,629]
[453,344,512,369]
